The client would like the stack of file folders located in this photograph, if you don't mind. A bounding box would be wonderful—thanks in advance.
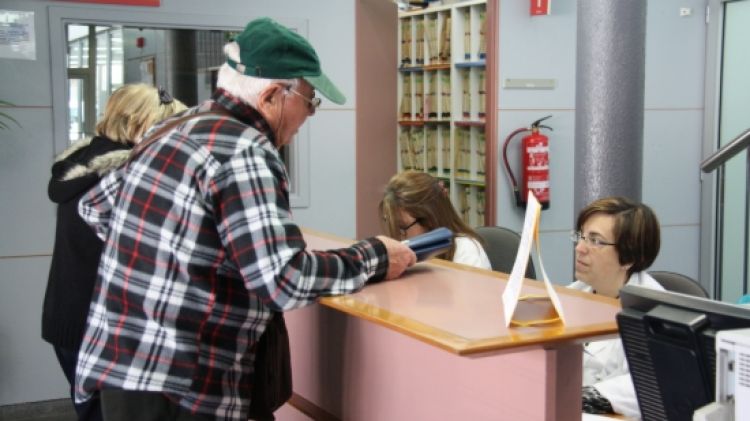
[402,227,453,261]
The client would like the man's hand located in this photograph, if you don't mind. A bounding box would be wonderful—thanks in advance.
[376,235,417,280]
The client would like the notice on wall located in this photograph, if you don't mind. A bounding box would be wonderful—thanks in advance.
[0,10,35,60]
[140,56,156,85]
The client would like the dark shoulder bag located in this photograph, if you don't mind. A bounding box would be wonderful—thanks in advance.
[248,311,293,420]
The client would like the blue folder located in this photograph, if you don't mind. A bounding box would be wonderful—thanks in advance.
[402,227,453,261]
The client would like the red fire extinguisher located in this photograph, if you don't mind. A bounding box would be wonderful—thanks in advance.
[502,115,553,210]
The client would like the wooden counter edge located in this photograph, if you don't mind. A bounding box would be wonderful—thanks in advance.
[303,228,621,356]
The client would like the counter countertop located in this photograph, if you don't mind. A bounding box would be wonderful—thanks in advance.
[304,229,621,356]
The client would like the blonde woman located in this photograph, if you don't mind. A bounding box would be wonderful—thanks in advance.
[380,170,491,269]
[42,83,185,421]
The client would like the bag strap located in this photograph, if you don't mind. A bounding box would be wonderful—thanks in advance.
[129,109,232,162]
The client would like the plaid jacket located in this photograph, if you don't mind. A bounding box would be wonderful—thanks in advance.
[75,89,388,420]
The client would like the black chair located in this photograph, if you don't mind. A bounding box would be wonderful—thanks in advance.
[475,226,536,279]
[649,270,709,298]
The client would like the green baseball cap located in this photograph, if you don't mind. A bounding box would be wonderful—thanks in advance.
[227,17,346,105]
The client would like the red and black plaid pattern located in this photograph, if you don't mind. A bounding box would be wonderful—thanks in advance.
[75,89,388,420]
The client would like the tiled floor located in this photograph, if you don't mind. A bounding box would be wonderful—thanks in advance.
[0,399,76,421]
[0,399,312,421]
[275,403,315,421]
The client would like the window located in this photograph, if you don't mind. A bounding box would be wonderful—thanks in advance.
[51,9,309,207]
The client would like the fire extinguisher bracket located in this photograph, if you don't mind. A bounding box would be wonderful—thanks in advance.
[502,115,553,210]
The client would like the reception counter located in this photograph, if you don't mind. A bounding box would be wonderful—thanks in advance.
[285,230,621,421]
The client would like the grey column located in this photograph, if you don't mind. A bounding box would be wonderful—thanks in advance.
[574,0,647,214]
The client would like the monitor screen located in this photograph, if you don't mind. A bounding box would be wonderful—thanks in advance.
[617,285,750,421]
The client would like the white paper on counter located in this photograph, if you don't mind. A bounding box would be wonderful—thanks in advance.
[501,192,566,326]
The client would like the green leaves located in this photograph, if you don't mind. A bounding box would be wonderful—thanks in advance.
[0,101,21,130]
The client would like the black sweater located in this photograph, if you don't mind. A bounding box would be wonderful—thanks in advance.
[42,136,131,351]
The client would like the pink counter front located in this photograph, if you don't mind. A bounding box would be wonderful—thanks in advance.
[284,230,621,421]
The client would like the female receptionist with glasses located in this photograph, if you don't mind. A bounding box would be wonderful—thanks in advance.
[568,196,664,420]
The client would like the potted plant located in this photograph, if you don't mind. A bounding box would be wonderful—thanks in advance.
[0,100,20,130]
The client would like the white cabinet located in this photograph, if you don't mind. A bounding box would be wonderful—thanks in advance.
[397,0,493,227]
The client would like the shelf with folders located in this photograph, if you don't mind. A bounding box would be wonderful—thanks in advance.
[398,121,452,177]
[397,0,492,227]
[453,125,486,183]
[454,65,487,124]
[398,69,452,124]
[454,183,486,227]
[453,124,486,227]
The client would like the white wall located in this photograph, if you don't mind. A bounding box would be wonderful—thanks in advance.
[0,0,355,405]
[495,0,707,286]
[1,0,61,406]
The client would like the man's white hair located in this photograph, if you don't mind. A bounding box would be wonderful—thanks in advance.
[217,42,299,107]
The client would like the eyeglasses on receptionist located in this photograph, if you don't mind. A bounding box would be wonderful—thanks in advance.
[399,219,421,237]
[570,231,616,248]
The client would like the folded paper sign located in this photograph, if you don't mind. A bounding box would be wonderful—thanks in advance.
[501,192,567,327]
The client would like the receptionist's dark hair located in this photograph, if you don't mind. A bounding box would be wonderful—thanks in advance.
[576,196,660,277]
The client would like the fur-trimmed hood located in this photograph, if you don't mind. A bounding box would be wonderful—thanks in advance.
[55,137,131,181]
[48,136,132,204]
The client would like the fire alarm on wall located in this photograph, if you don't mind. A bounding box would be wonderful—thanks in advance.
[136,36,145,48]
[530,0,551,16]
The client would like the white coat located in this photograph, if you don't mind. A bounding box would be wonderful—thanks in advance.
[453,235,492,270]
[569,271,665,420]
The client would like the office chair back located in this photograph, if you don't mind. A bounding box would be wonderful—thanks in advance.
[475,226,536,279]
[649,270,709,298]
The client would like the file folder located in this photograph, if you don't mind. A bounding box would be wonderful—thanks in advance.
[402,227,453,261]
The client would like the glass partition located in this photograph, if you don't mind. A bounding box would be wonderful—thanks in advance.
[65,23,227,143]
[714,0,750,302]
[57,18,307,207]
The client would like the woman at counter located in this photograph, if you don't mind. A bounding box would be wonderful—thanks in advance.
[42,84,186,421]
[379,170,491,270]
[569,196,664,420]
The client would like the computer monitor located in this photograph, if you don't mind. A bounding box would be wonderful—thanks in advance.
[617,285,750,421]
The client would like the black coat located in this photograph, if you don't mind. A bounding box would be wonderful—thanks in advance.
[42,136,131,351]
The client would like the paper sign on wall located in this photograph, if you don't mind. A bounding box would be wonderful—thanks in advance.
[501,191,566,327]
[0,10,36,60]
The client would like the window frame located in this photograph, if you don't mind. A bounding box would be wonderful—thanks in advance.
[49,6,310,208]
